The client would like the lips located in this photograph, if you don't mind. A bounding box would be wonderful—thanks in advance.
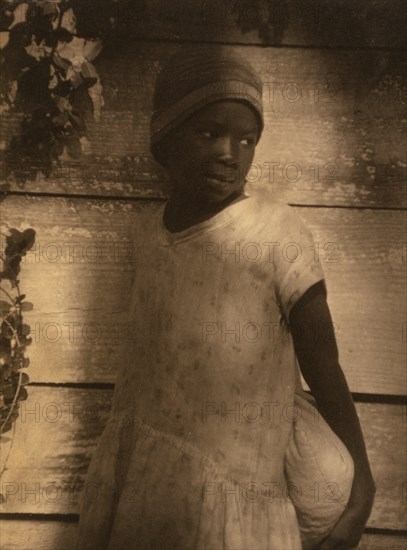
[203,172,237,183]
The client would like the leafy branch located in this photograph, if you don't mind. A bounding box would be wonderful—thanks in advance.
[0,227,35,438]
[1,0,104,181]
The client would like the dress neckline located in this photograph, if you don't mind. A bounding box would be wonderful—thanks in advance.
[157,191,252,246]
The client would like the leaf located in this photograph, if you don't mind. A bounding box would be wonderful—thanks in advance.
[53,95,72,114]
[0,258,20,280]
[6,411,19,423]
[80,60,98,86]
[60,7,76,34]
[6,228,36,255]
[88,78,104,121]
[1,228,35,280]
[6,79,18,104]
[79,135,92,155]
[19,372,29,386]
[65,65,82,87]
[53,27,73,43]
[20,228,36,253]
[0,423,12,434]
[11,361,22,372]
[68,111,85,132]
[0,31,10,49]
[56,36,102,66]
[25,37,52,60]
[17,392,28,405]
[3,384,15,399]
[83,38,103,61]
[9,3,28,29]
[0,354,11,368]
[20,336,32,347]
[20,301,33,312]
[53,50,70,71]
[20,323,31,336]
[0,301,11,314]
[48,63,58,90]
[56,36,85,65]
[42,2,60,20]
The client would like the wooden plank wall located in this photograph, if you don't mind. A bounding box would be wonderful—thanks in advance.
[1,1,406,548]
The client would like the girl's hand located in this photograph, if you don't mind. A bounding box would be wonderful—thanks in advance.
[318,475,376,549]
[318,507,368,549]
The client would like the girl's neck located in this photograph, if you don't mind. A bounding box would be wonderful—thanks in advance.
[163,190,246,233]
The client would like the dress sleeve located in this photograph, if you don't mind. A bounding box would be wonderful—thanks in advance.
[272,205,325,320]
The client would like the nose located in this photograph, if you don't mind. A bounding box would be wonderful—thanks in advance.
[216,136,238,165]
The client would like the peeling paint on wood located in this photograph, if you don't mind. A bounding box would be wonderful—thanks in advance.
[1,195,405,394]
[0,521,405,550]
[1,45,405,207]
[0,388,405,531]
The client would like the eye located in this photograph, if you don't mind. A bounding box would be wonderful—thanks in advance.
[200,130,218,139]
[240,137,255,146]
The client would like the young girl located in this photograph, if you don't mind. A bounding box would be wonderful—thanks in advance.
[77,45,375,549]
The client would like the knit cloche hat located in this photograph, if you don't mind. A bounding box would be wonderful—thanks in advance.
[150,45,264,163]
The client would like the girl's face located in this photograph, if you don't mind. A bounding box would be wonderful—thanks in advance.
[164,101,259,205]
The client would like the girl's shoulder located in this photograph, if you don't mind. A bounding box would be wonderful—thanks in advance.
[243,184,307,236]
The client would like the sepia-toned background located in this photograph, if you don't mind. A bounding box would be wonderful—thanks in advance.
[1,1,406,548]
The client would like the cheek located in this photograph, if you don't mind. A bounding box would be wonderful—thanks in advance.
[170,155,205,185]
[239,149,256,172]
[180,155,204,175]
[182,151,209,175]
[169,146,196,172]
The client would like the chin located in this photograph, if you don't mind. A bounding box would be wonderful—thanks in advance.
[203,190,235,205]
[206,184,244,203]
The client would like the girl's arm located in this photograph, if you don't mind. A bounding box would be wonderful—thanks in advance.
[289,281,376,549]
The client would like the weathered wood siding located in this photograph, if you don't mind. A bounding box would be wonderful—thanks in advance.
[1,1,406,547]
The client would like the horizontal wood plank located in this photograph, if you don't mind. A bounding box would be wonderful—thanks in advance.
[0,388,405,531]
[2,43,406,207]
[0,519,406,550]
[0,520,78,550]
[0,521,405,550]
[72,0,407,49]
[1,195,406,394]
[358,533,407,550]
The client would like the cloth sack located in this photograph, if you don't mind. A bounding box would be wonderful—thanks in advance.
[285,390,354,549]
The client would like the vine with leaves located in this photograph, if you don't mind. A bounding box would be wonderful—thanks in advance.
[1,0,104,180]
[0,227,35,444]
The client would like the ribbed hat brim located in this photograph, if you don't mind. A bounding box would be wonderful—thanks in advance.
[150,45,264,160]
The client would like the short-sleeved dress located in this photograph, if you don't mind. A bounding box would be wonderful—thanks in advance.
[77,190,326,550]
